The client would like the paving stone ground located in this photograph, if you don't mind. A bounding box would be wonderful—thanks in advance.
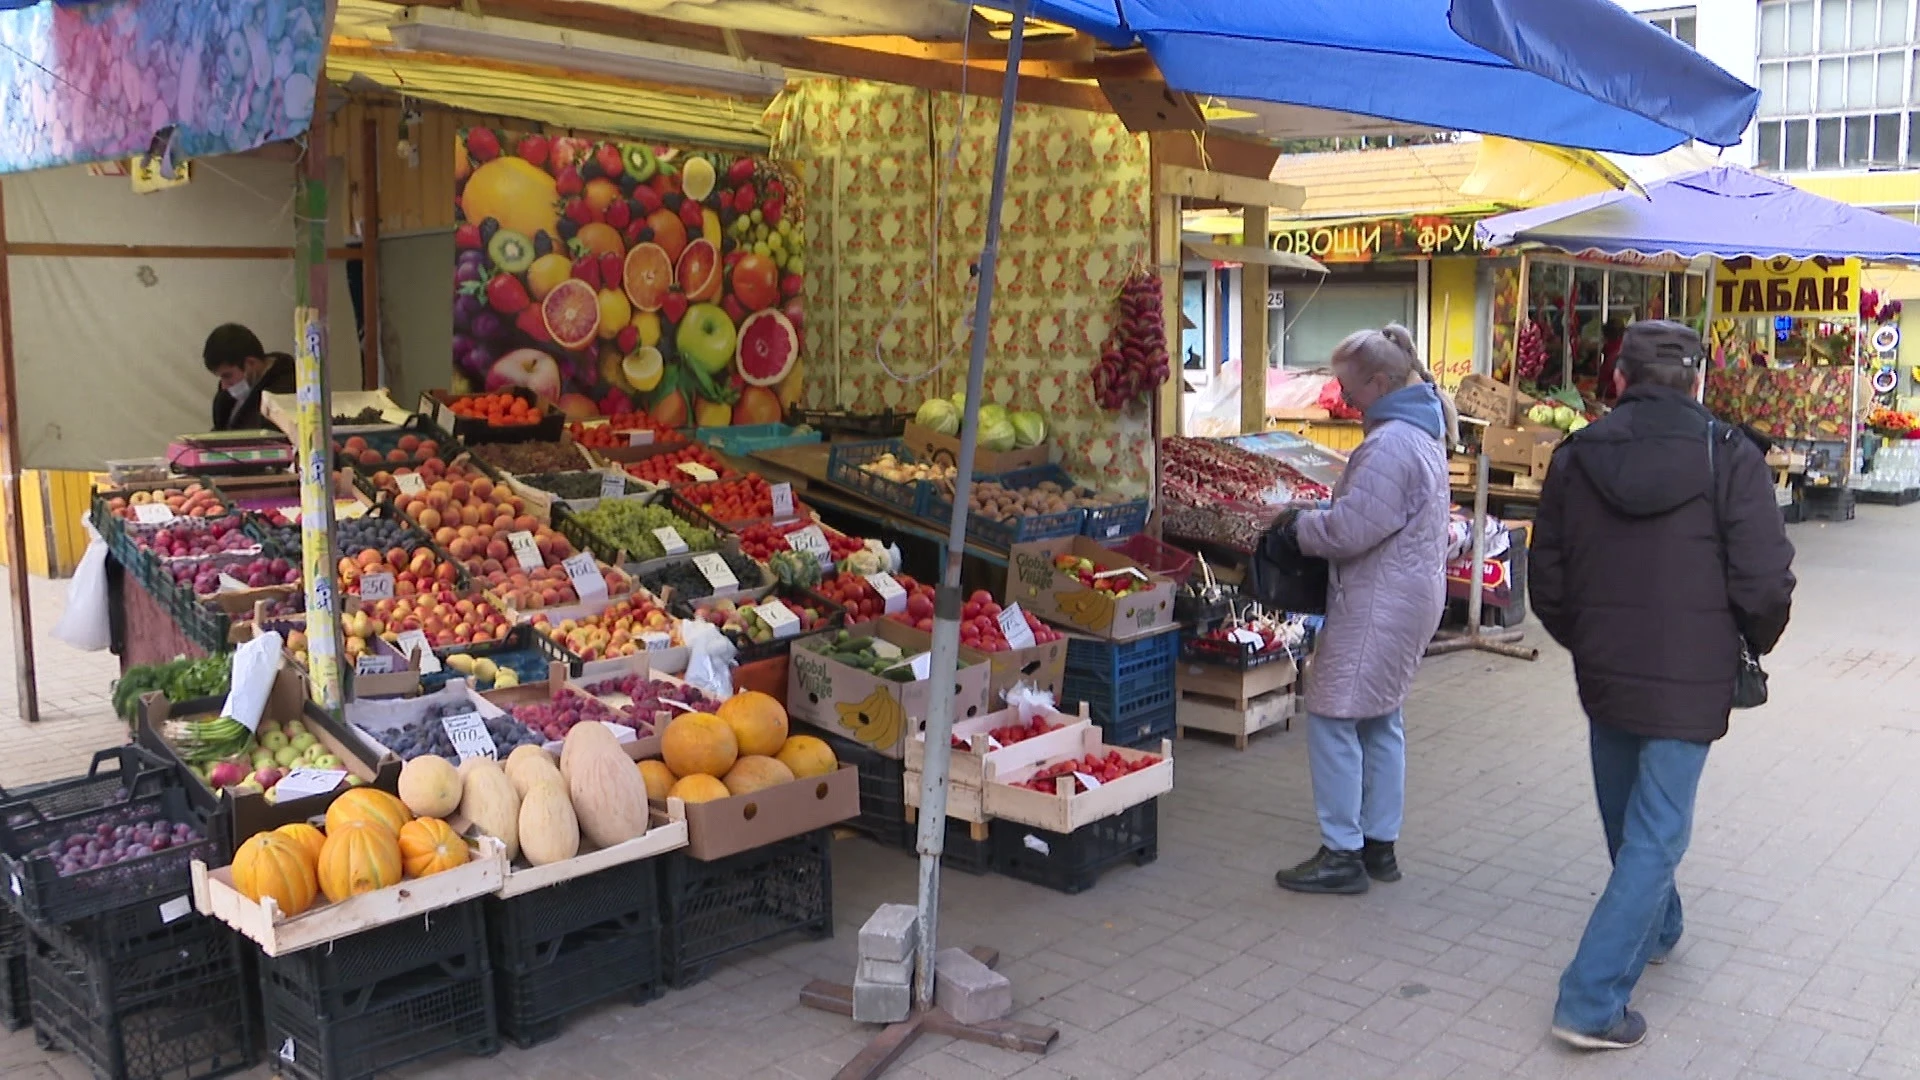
[2,506,1917,1079]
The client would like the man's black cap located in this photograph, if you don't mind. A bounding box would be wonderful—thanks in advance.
[1619,319,1704,370]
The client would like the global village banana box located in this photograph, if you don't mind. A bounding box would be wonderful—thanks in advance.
[1005,536,1176,642]
[786,620,990,760]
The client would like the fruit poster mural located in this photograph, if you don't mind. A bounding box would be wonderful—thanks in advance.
[452,129,805,427]
[1704,366,1864,440]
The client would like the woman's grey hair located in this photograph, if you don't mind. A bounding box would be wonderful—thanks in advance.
[1335,323,1460,445]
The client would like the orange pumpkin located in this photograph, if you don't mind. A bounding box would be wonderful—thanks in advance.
[317,820,403,902]
[231,832,318,916]
[397,817,469,878]
[273,822,326,864]
[324,787,413,837]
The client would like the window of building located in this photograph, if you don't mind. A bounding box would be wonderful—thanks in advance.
[1756,0,1917,171]
[1644,6,1699,46]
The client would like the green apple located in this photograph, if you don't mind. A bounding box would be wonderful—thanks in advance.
[345,775,368,787]
[312,754,343,770]
[285,721,308,738]
[677,303,737,375]
[273,745,303,768]
[260,731,289,752]
[290,733,317,754]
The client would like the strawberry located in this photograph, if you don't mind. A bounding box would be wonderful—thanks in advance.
[622,219,649,248]
[485,273,530,315]
[604,199,632,230]
[679,198,705,234]
[616,325,639,355]
[600,252,624,288]
[595,144,624,180]
[515,133,550,168]
[728,157,756,186]
[661,292,689,326]
[454,222,482,251]
[465,127,501,162]
[632,187,663,215]
[733,185,756,214]
[564,199,596,227]
[516,307,551,343]
[572,255,602,290]
[555,166,584,198]
[763,198,784,227]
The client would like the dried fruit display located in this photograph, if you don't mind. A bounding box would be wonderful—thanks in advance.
[1161,437,1331,508]
[469,440,585,475]
[1092,269,1169,412]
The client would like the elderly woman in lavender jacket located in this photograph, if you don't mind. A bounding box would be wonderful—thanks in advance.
[1274,325,1452,896]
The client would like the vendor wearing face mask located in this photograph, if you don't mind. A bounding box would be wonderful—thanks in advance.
[203,323,296,431]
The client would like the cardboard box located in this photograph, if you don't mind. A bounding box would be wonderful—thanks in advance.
[1003,536,1176,642]
[138,668,401,847]
[958,638,1067,708]
[903,421,1049,475]
[649,767,859,861]
[1454,374,1535,425]
[1485,424,1561,470]
[786,620,991,759]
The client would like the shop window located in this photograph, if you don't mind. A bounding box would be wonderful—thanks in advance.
[1644,7,1698,46]
[1758,0,1918,170]
[1759,122,1786,169]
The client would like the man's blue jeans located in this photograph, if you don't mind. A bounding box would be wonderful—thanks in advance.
[1554,723,1710,1035]
[1306,709,1405,851]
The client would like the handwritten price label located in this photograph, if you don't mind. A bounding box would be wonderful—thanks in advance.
[769,482,796,520]
[676,462,719,482]
[865,572,907,616]
[132,503,174,523]
[394,629,442,675]
[274,768,346,800]
[395,473,426,495]
[358,572,394,601]
[785,526,833,571]
[600,472,628,499]
[627,429,655,447]
[692,552,738,591]
[562,552,608,601]
[508,530,544,571]
[355,653,395,675]
[755,600,801,639]
[998,603,1036,650]
[653,526,689,556]
[440,712,497,762]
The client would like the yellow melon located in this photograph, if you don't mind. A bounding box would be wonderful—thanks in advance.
[637,759,677,801]
[668,774,731,804]
[722,755,795,797]
[775,734,838,779]
[717,691,789,757]
[660,712,738,779]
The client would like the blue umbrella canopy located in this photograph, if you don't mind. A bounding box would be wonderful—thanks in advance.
[983,0,1757,155]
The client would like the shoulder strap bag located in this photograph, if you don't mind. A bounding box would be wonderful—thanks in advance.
[1707,422,1770,709]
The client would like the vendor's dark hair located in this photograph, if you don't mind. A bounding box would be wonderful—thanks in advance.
[202,323,263,375]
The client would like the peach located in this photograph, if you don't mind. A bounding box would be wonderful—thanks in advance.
[417,508,442,532]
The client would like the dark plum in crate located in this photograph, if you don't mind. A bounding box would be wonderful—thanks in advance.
[0,783,218,930]
[378,703,543,763]
[636,550,763,602]
[171,554,298,594]
[144,518,255,560]
[335,516,430,557]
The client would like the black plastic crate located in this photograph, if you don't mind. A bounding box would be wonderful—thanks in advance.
[0,903,24,1032]
[826,440,934,515]
[0,747,177,832]
[990,799,1159,895]
[1179,632,1308,671]
[1801,486,1855,522]
[659,829,833,988]
[940,816,992,876]
[0,779,217,928]
[817,730,910,848]
[260,964,497,1080]
[787,406,911,438]
[27,910,253,1080]
[259,902,487,1011]
[1081,498,1151,542]
[1110,702,1176,751]
[487,864,662,1049]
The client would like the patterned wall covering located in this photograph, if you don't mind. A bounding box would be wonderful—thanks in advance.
[770,80,1155,493]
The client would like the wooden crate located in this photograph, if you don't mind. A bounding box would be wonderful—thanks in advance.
[1175,654,1296,711]
[1177,686,1295,749]
[981,730,1173,834]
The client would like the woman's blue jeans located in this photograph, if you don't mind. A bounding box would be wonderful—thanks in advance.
[1306,709,1405,851]
[1554,723,1710,1034]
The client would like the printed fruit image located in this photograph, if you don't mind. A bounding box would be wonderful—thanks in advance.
[527,253,573,300]
[695,398,732,427]
[542,278,601,351]
[461,156,559,239]
[651,388,691,427]
[681,155,717,202]
[732,252,780,312]
[596,288,632,340]
[622,243,672,312]
[487,229,536,274]
[646,208,689,262]
[488,348,564,401]
[678,303,738,375]
[623,346,665,392]
[733,386,784,425]
[736,309,798,387]
[678,239,721,303]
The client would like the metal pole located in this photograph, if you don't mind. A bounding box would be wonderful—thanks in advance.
[294,95,344,714]
[1465,452,1490,631]
[0,182,37,723]
[912,0,1028,1015]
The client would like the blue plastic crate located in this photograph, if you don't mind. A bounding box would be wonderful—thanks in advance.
[826,440,933,516]
[1082,499,1151,541]
[927,465,1087,549]
[696,423,823,457]
[1062,674,1174,733]
[1065,629,1180,687]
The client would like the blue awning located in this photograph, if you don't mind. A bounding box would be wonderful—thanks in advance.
[980,0,1758,155]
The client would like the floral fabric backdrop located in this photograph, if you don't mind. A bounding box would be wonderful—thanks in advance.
[770,80,1154,493]
[1706,366,1863,440]
[0,0,328,174]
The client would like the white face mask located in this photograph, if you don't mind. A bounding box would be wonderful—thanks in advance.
[226,379,251,402]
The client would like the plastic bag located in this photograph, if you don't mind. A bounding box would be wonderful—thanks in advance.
[220,630,286,732]
[681,620,737,701]
[1003,681,1059,723]
[52,517,111,651]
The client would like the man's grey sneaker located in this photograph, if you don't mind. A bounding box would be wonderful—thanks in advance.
[1552,1009,1648,1051]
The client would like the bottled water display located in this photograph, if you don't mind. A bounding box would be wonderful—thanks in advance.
[1861,442,1920,493]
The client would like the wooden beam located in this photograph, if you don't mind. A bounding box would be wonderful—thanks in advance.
[1159,165,1305,212]
[328,41,754,104]
[360,116,382,393]
[4,243,362,260]
[811,32,1099,65]
[0,184,37,724]
[1240,205,1269,435]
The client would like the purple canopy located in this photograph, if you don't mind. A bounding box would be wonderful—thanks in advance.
[1477,166,1920,264]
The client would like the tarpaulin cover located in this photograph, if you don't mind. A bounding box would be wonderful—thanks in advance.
[1478,166,1920,263]
[979,0,1757,154]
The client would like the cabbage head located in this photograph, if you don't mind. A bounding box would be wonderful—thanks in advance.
[916,397,961,436]
[1010,410,1046,448]
[977,404,1009,430]
[979,417,1018,453]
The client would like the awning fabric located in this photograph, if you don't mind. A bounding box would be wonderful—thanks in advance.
[1478,166,1920,263]
[978,0,1757,155]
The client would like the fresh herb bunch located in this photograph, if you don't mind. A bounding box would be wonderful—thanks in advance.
[111,654,233,723]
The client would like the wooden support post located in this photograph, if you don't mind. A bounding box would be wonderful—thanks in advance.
[360,117,382,392]
[1239,206,1268,435]
[0,183,37,724]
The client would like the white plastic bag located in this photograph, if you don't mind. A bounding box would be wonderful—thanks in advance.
[1003,681,1059,722]
[219,631,286,732]
[52,517,111,651]
[680,620,738,701]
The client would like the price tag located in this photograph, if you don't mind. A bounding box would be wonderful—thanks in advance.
[676,461,719,482]
[337,500,369,521]
[998,602,1037,650]
[395,473,426,495]
[395,629,442,675]
[870,638,903,659]
[563,552,608,601]
[906,652,932,680]
[692,552,738,591]
[627,429,655,447]
[159,895,192,923]
[358,572,395,600]
[653,526,689,556]
[986,734,1004,751]
[217,573,250,594]
[276,506,302,524]
[274,768,347,800]
[599,472,627,499]
[865,572,907,616]
[132,503,174,523]
[1093,566,1150,582]
[508,530,544,571]
[640,631,673,652]
[355,653,395,675]
[785,526,833,571]
[1228,628,1265,647]
[435,399,457,433]
[440,711,497,761]
[769,482,796,520]
[1073,770,1103,791]
[755,600,801,639]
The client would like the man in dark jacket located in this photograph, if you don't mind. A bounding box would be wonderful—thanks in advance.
[203,323,296,431]
[1530,321,1795,1052]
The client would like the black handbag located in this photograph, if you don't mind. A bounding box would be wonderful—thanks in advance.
[1247,512,1329,616]
[1707,424,1770,709]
